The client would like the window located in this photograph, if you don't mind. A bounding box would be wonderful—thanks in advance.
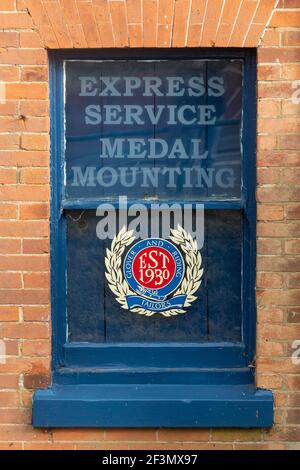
[33,49,273,428]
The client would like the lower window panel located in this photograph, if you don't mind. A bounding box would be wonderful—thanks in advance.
[66,209,242,343]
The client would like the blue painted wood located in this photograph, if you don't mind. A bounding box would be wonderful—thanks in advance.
[62,199,244,210]
[33,384,273,428]
[63,343,246,368]
[54,367,254,386]
[39,48,273,428]
[242,50,257,366]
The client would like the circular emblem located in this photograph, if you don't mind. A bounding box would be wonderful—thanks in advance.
[105,225,203,317]
[124,239,185,301]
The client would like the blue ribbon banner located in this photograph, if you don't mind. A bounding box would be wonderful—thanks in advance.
[126,294,187,313]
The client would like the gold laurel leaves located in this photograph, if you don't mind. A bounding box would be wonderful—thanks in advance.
[105,225,203,318]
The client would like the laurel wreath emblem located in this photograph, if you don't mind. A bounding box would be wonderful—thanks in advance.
[105,226,203,317]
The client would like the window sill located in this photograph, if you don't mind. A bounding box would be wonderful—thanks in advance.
[33,383,273,428]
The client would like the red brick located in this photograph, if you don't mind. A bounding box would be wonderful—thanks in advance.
[21,66,48,82]
[0,169,16,184]
[23,306,49,322]
[0,239,21,254]
[257,100,280,117]
[257,307,284,323]
[19,31,43,48]
[0,12,33,28]
[0,151,49,168]
[257,255,300,271]
[104,429,157,442]
[0,289,49,305]
[257,204,284,221]
[22,340,50,357]
[253,0,276,24]
[0,425,50,442]
[77,1,101,47]
[143,0,158,47]
[279,135,300,150]
[257,134,277,150]
[0,323,49,340]
[0,0,15,11]
[20,168,49,184]
[52,429,105,442]
[21,134,49,151]
[0,306,19,322]
[286,204,300,220]
[257,151,300,167]
[281,100,300,116]
[257,289,300,307]
[0,220,48,237]
[23,372,50,389]
[286,409,300,425]
[257,374,283,390]
[257,167,280,184]
[0,135,19,151]
[287,273,300,288]
[256,272,283,289]
[258,47,300,64]
[257,187,300,203]
[24,443,74,450]
[0,272,22,289]
[0,375,19,389]
[285,239,300,255]
[23,272,49,289]
[0,100,19,114]
[172,0,190,47]
[258,64,281,81]
[6,83,48,100]
[0,391,19,407]
[43,1,73,48]
[270,11,300,28]
[20,101,49,117]
[0,32,18,47]
[0,117,23,133]
[215,0,241,47]
[228,0,258,47]
[0,49,47,66]
[201,0,223,47]
[257,238,282,255]
[20,203,48,220]
[109,0,128,47]
[22,239,49,255]
[0,204,18,219]
[0,409,30,425]
[258,222,300,238]
[211,429,262,442]
[258,82,294,99]
[187,23,202,47]
[282,31,300,47]
[158,0,175,24]
[128,24,143,47]
[259,118,300,134]
[157,429,210,442]
[0,255,49,271]
[260,29,280,47]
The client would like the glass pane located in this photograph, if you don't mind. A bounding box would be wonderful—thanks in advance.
[65,60,242,201]
[67,210,242,343]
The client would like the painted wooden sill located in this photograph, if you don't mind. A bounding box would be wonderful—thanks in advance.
[32,383,273,428]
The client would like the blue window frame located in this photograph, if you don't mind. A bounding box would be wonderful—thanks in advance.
[33,49,273,428]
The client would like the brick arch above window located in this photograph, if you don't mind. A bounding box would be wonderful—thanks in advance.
[23,0,278,49]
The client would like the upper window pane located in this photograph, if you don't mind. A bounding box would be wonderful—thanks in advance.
[64,59,242,201]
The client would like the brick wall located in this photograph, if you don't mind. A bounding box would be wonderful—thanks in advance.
[0,0,299,450]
